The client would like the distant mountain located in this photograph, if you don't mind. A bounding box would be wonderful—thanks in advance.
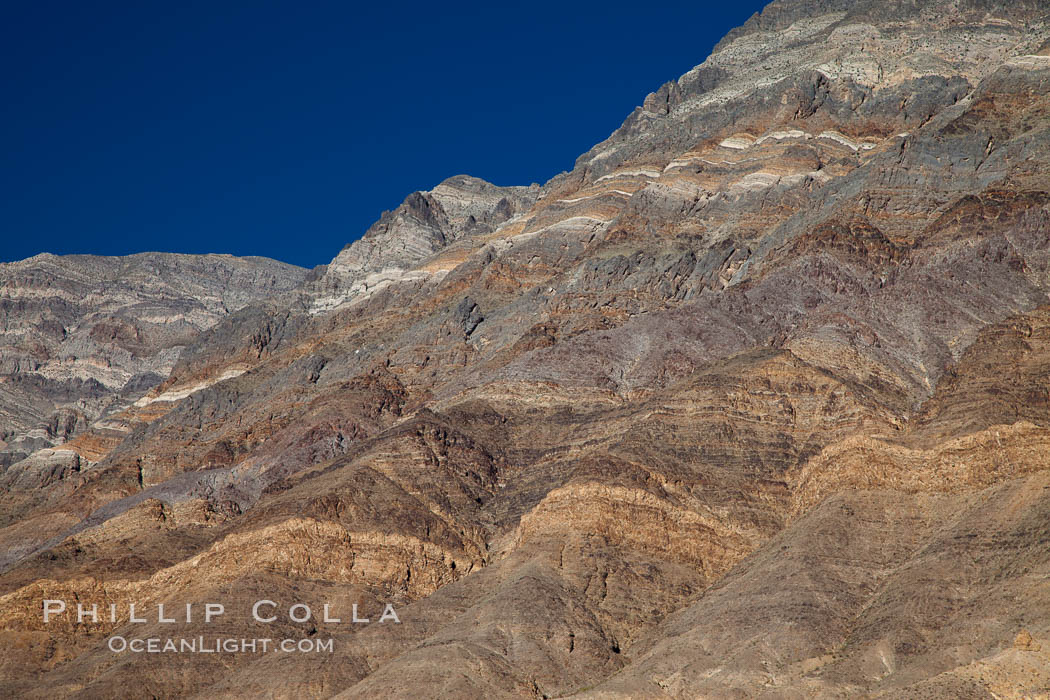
[0,253,307,469]
[2,1,1050,697]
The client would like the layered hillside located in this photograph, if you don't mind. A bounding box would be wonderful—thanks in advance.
[2,0,1050,697]
[0,253,307,470]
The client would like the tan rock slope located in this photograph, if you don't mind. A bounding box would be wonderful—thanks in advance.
[2,0,1050,697]
[0,253,307,471]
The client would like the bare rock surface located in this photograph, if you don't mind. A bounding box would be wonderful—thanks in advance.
[0,253,306,471]
[2,0,1050,697]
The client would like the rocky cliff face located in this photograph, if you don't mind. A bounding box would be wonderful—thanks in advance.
[311,175,540,313]
[2,0,1050,697]
[0,253,307,470]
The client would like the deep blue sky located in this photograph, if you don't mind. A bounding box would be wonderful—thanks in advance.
[2,1,769,268]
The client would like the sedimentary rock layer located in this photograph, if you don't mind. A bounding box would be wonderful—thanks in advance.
[2,0,1050,697]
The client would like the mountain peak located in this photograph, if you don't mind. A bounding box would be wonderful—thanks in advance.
[4,2,1050,697]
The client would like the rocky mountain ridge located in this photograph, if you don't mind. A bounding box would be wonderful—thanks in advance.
[0,252,306,470]
[2,0,1050,697]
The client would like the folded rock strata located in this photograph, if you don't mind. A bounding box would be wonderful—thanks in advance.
[2,0,1050,697]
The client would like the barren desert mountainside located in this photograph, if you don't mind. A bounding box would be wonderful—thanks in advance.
[3,0,1050,697]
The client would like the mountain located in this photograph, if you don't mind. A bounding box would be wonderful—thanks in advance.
[0,252,307,483]
[2,0,1050,697]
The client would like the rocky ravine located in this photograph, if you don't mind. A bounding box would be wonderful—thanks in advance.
[2,0,1050,697]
